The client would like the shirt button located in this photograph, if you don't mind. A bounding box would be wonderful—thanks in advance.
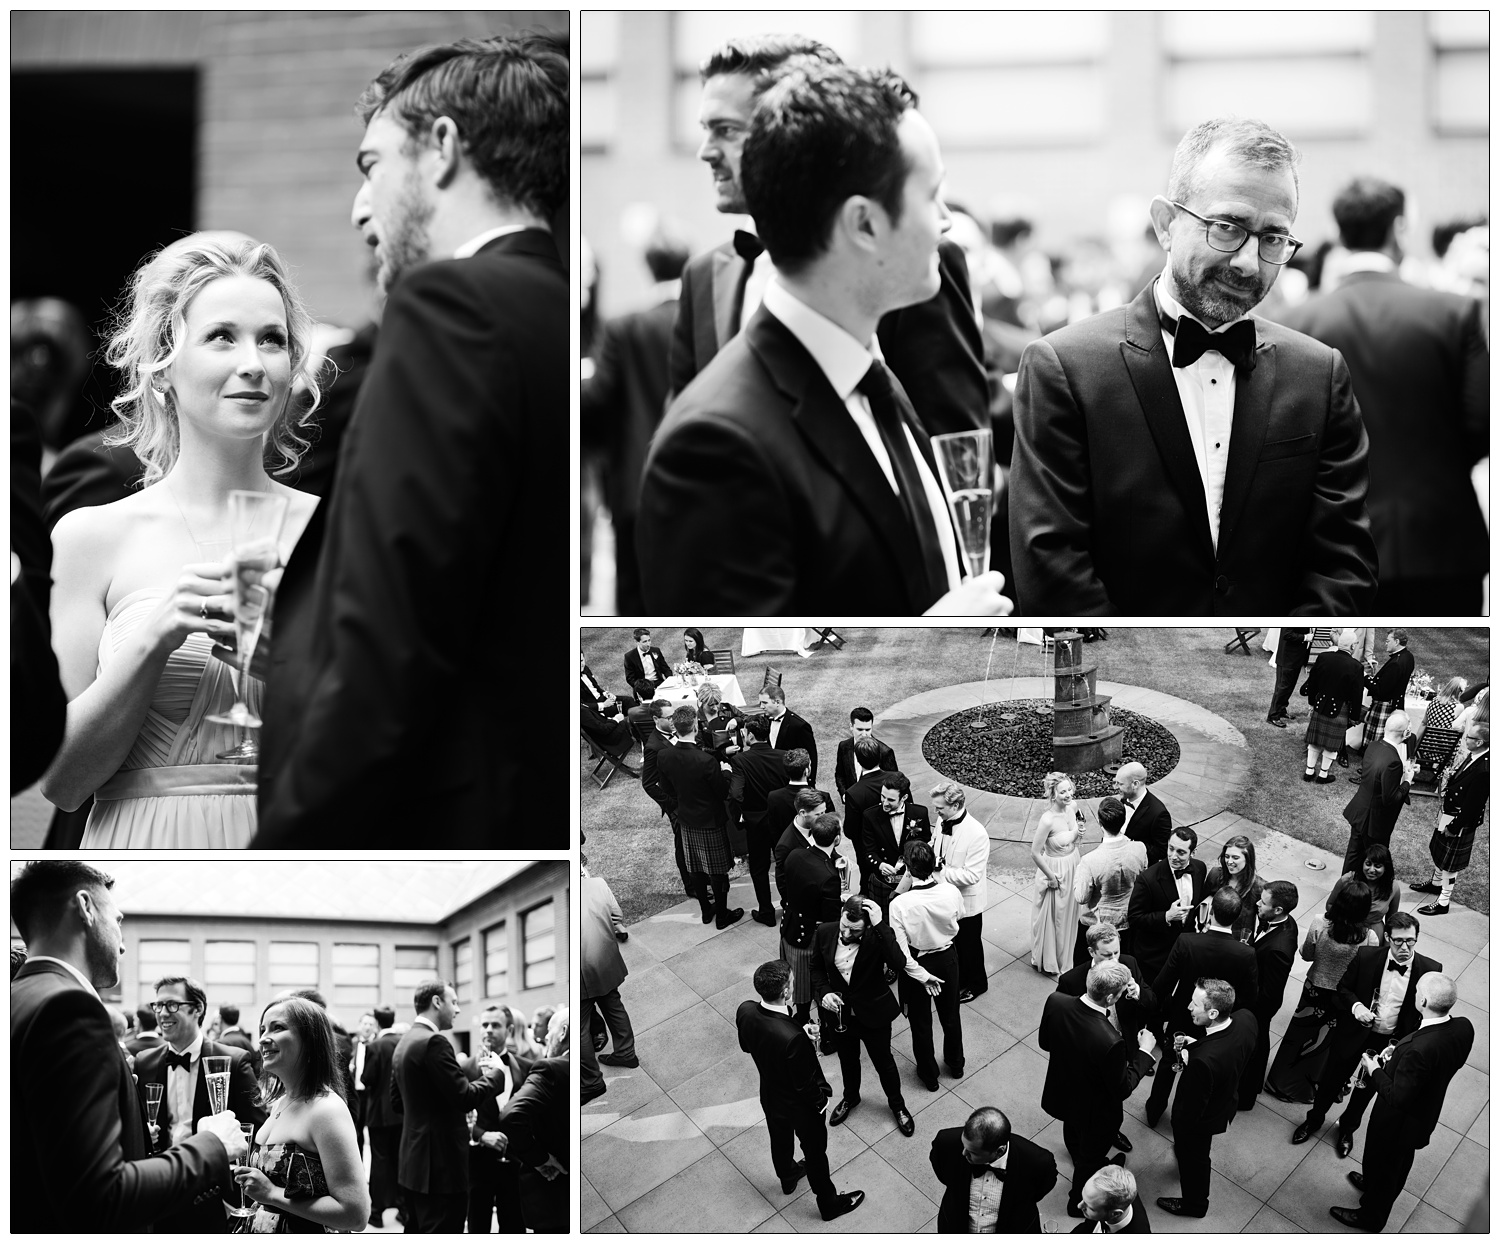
[1210,378,1217,385]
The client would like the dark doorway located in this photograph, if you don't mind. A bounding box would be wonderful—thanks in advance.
[12,69,197,442]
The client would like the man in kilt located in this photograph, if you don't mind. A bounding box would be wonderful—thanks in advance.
[1412,722,1489,916]
[1357,629,1415,756]
[1301,631,1366,783]
[782,814,849,1026]
[655,705,744,929]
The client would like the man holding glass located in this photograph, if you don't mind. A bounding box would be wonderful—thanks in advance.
[1009,116,1377,615]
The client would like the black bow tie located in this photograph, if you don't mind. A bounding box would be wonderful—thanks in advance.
[1387,961,1408,975]
[1163,311,1257,371]
[941,819,959,836]
[164,1049,193,1072]
[1172,868,1188,880]
[970,1163,1005,1180]
[734,229,764,263]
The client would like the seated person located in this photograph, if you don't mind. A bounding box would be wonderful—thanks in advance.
[624,627,672,700]
[683,627,717,671]
[696,683,741,758]
[582,701,637,770]
[581,653,634,720]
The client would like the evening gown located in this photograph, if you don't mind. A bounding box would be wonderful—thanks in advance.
[80,588,258,848]
[1030,806,1082,974]
[247,1140,331,1233]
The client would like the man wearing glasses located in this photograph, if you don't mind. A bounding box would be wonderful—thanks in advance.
[1009,116,1377,615]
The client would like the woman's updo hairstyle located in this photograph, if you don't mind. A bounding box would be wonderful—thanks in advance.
[104,230,321,485]
[1043,770,1071,802]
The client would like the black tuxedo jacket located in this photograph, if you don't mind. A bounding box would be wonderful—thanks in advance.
[810,919,906,1026]
[1122,790,1172,864]
[1442,749,1489,832]
[465,1049,528,1137]
[735,1000,830,1121]
[1171,1010,1258,1136]
[640,306,956,614]
[654,739,728,831]
[1251,917,1299,1021]
[1332,946,1442,1056]
[40,425,143,527]
[782,845,843,949]
[216,1028,261,1079]
[391,1021,504,1196]
[1009,282,1377,614]
[12,960,232,1232]
[1277,271,1488,582]
[862,800,933,874]
[256,230,565,846]
[670,236,987,441]
[1365,647,1415,704]
[1055,952,1157,1039]
[767,783,810,842]
[1069,1195,1152,1232]
[929,1128,1058,1233]
[580,666,618,713]
[361,1028,402,1130]
[640,729,678,813]
[835,736,898,799]
[1344,738,1410,838]
[623,645,671,693]
[1039,991,1155,1134]
[842,771,886,877]
[730,742,789,819]
[770,710,818,785]
[1152,930,1259,1034]
[1368,1015,1475,1148]
[1126,858,1209,978]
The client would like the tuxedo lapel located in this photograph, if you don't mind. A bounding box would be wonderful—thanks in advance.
[1217,335,1277,551]
[712,247,745,349]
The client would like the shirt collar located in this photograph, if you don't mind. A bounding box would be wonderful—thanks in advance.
[170,1033,206,1063]
[1155,271,1250,334]
[454,223,531,258]
[762,280,877,401]
[1419,1013,1452,1029]
[1079,993,1110,1016]
[1099,1203,1134,1232]
[760,1001,792,1017]
[24,955,99,999]
[1340,251,1397,276]
[414,1015,441,1033]
[1204,1016,1232,1036]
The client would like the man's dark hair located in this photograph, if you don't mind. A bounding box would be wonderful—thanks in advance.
[742,64,918,275]
[155,975,208,1019]
[853,735,882,766]
[1264,880,1299,916]
[413,979,451,1014]
[1332,176,1405,252]
[136,1005,158,1032]
[671,705,698,737]
[849,706,875,726]
[841,895,872,925]
[633,627,651,641]
[357,31,567,218]
[904,839,935,879]
[644,232,690,283]
[1386,910,1420,939]
[11,947,26,979]
[761,684,787,705]
[292,987,329,1010]
[794,787,829,815]
[1097,796,1126,834]
[651,697,673,721]
[1209,886,1242,929]
[699,33,841,88]
[1389,628,1409,647]
[963,1105,1010,1151]
[753,959,793,1002]
[784,747,811,779]
[1433,215,1486,258]
[219,1003,240,1026]
[373,1005,396,1029]
[810,812,842,848]
[881,770,912,801]
[1170,826,1198,853]
[11,861,115,942]
[745,714,772,742]
[1197,977,1236,1019]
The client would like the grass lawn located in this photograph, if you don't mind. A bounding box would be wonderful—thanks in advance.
[581,627,1489,922]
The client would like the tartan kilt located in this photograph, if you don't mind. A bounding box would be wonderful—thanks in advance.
[780,938,814,1004]
[1305,710,1350,752]
[1361,699,1395,750]
[1429,816,1477,873]
[681,823,733,875]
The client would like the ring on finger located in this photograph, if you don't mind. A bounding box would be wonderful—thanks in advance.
[200,598,211,620]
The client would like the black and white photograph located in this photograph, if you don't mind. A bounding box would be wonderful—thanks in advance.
[11,10,569,848]
[10,858,571,1233]
[580,11,1488,617]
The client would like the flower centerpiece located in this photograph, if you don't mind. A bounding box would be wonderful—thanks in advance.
[673,660,706,686]
[1409,670,1437,700]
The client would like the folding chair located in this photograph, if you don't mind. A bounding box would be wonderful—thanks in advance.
[810,627,845,651]
[1224,628,1261,655]
[1306,627,1337,657]
[1410,727,1462,798]
[711,648,736,674]
[581,732,629,790]
[763,664,783,693]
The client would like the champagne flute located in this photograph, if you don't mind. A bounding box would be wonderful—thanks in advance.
[206,491,288,761]
[930,429,995,580]
[228,1122,258,1224]
[145,1082,164,1144]
[203,1055,231,1115]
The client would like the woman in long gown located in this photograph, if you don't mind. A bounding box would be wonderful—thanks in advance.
[42,233,321,848]
[233,997,370,1231]
[1029,771,1082,975]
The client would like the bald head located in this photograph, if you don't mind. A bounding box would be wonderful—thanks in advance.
[1113,761,1148,801]
[1418,972,1458,1015]
[1384,711,1411,740]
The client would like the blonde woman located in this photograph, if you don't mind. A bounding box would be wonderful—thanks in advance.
[42,233,321,848]
[1029,771,1083,974]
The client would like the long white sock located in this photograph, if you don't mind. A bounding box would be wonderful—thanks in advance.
[1438,871,1458,905]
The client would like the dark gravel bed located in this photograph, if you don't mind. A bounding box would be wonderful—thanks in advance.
[922,698,1181,797]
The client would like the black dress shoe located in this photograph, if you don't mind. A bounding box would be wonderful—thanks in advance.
[830,1096,858,1127]
[1329,1206,1372,1229]
[1417,900,1450,916]
[1302,770,1316,782]
[1408,879,1442,895]
[1347,1171,1365,1191]
[820,1190,865,1221]
[894,1106,915,1137]
[958,989,977,1004]
[779,1160,806,1195]
[1268,716,1288,728]
[1113,1131,1132,1153]
[1335,1129,1355,1158]
[700,904,716,925]
[751,907,777,927]
[918,1072,940,1092]
[1290,1120,1318,1144]
[1144,1105,1163,1129]
[1155,1197,1206,1218]
[598,1052,639,1068]
[715,906,744,929]
[582,1082,606,1105]
[1337,751,1350,767]
[1316,772,1337,783]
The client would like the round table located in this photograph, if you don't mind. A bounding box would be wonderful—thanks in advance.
[654,673,745,709]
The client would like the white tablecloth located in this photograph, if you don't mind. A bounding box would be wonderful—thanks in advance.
[741,628,815,656]
[654,674,745,708]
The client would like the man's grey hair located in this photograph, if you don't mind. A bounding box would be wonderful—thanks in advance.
[1167,117,1300,210]
[930,781,966,810]
[1084,1163,1137,1214]
[1085,959,1132,1005]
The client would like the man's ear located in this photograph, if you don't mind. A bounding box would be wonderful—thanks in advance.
[840,196,881,255]
[427,116,463,189]
[1147,196,1176,252]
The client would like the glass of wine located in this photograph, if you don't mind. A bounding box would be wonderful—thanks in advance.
[203,1055,232,1115]
[930,429,995,580]
[206,491,288,761]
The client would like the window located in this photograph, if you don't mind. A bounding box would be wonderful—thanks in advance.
[393,946,438,997]
[331,943,380,1010]
[267,941,319,990]
[139,939,191,1007]
[203,941,255,1012]
[483,922,508,998]
[1430,11,1488,133]
[453,938,473,1005]
[581,10,620,151]
[522,901,556,990]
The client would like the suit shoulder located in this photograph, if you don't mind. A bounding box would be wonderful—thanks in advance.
[657,335,779,441]
[1252,314,1343,364]
[1029,303,1132,359]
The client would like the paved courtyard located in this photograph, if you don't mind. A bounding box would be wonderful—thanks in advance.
[582,678,1489,1233]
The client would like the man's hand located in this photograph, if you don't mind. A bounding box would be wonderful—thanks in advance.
[1123,978,1141,1001]
[879,863,897,878]
[821,993,843,1012]
[478,1050,505,1076]
[1352,1003,1374,1027]
[535,1154,567,1182]
[480,1130,509,1154]
[1137,1029,1158,1055]
[923,978,943,997]
[198,1111,248,1162]
[924,571,1013,617]
[1165,900,1188,924]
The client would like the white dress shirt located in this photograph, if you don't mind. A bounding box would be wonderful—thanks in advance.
[888,879,964,969]
[454,223,531,258]
[768,713,785,748]
[967,1146,1010,1232]
[936,812,990,916]
[1173,867,1195,908]
[762,280,961,592]
[833,936,859,984]
[1371,951,1410,1035]
[1093,1203,1135,1233]
[1155,275,1248,551]
[742,247,773,326]
[167,1034,206,1144]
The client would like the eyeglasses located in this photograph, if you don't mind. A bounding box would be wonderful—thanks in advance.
[1169,201,1303,265]
[1390,936,1418,947]
[149,999,194,1015]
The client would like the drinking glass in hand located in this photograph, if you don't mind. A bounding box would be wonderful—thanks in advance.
[228,1123,258,1224]
[203,1055,231,1115]
[930,429,994,579]
[145,1082,164,1144]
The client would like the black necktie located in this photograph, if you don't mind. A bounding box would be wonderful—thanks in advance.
[1162,311,1257,371]
[970,1163,1005,1180]
[1387,961,1408,976]
[733,229,763,263]
[164,1049,192,1072]
[857,360,954,605]
[730,231,763,333]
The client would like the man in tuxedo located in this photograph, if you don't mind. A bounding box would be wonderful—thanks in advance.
[655,705,742,929]
[126,1005,166,1057]
[1292,912,1440,1157]
[1266,626,1310,727]
[737,960,865,1222]
[256,34,567,846]
[758,685,818,783]
[1056,923,1159,1081]
[1340,710,1413,873]
[1040,960,1158,1218]
[1009,116,1377,615]
[464,1006,526,1233]
[623,627,672,701]
[729,714,789,925]
[840,736,887,893]
[1356,629,1415,753]
[834,706,897,803]
[929,1106,1058,1233]
[812,896,938,1137]
[774,787,832,904]
[581,654,635,721]
[1156,979,1257,1218]
[391,980,507,1232]
[362,1005,404,1229]
[1114,763,1172,865]
[11,862,246,1232]
[135,976,267,1233]
[1074,1165,1152,1234]
[640,698,691,898]
[1127,828,1209,982]
[639,63,1010,615]
[669,32,987,437]
[348,1013,375,1156]
[1241,880,1299,1110]
[766,747,813,841]
[216,1002,261,1078]
[1330,972,1475,1230]
[932,781,991,1002]
[1145,887,1258,1125]
[862,770,932,914]
[888,841,965,1090]
[782,814,849,1025]
[1277,176,1488,615]
[1412,721,1489,915]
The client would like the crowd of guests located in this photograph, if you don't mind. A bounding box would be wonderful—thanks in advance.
[10,860,569,1233]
